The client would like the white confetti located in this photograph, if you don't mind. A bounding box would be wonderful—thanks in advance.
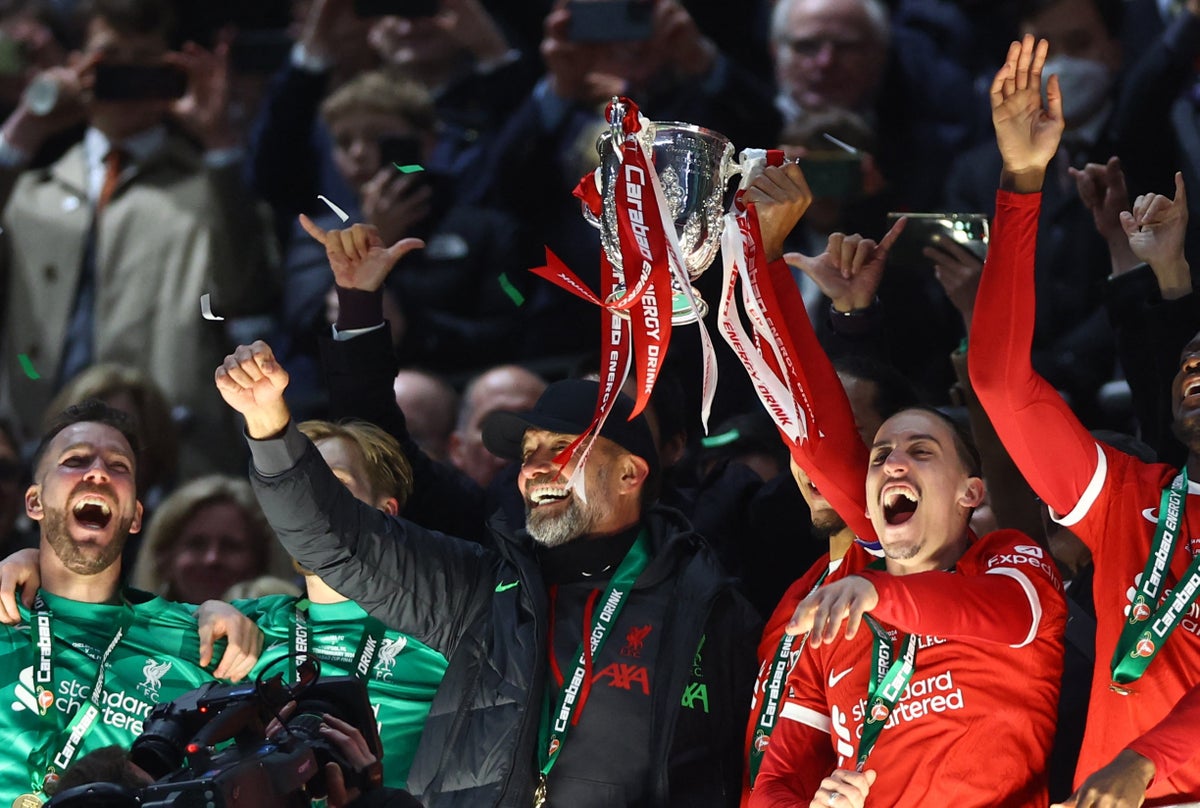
[821,133,860,155]
[200,294,224,321]
[317,195,350,223]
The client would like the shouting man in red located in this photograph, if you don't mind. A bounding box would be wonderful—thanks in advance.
[742,79,1066,806]
[971,34,1200,807]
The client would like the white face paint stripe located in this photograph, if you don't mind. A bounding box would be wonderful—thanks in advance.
[780,702,831,734]
[985,567,1043,648]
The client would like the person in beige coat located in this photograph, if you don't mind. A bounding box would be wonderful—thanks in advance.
[0,0,277,477]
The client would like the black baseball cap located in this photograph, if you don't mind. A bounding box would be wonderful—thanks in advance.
[482,379,660,476]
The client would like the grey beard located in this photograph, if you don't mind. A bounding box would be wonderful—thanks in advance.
[525,496,589,548]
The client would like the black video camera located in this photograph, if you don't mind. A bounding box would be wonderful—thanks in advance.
[47,661,383,808]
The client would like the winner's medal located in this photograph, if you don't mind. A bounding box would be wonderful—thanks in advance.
[12,794,41,808]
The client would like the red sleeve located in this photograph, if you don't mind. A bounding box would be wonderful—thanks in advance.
[858,568,1034,645]
[748,642,837,808]
[762,257,875,542]
[967,190,1099,517]
[1126,683,1200,786]
[857,531,1062,646]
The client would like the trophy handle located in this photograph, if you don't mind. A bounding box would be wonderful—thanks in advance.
[581,167,603,231]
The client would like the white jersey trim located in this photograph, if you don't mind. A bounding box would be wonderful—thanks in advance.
[780,703,831,734]
[1051,443,1107,528]
[985,567,1042,648]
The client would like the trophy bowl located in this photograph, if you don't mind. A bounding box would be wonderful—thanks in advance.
[584,118,739,325]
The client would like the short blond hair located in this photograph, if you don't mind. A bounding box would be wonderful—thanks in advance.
[298,419,414,508]
[320,69,436,133]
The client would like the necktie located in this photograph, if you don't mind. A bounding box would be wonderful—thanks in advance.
[96,148,123,213]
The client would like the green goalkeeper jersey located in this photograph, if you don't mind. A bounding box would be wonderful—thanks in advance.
[0,588,224,803]
[238,595,448,788]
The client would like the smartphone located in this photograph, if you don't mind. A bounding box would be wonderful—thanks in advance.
[885,212,989,268]
[567,0,654,42]
[353,0,439,18]
[379,135,423,170]
[797,152,862,200]
[93,63,187,101]
[229,29,293,74]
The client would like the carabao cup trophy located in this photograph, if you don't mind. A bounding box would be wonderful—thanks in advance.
[582,98,740,325]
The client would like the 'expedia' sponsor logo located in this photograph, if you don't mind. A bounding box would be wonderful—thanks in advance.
[988,552,1058,581]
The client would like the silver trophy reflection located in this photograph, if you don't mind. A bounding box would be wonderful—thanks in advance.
[582,99,739,325]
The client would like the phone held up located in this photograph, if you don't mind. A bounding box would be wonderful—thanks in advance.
[883,212,989,269]
[567,0,654,42]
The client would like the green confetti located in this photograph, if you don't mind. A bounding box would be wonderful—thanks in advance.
[700,429,741,449]
[18,353,39,380]
[498,272,526,307]
[393,163,425,174]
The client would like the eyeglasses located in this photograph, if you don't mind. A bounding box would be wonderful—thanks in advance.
[785,36,867,59]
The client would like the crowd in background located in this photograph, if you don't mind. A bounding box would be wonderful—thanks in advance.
[0,0,1198,804]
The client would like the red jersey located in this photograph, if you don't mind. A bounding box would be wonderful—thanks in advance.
[970,189,1200,805]
[749,531,1065,808]
[740,553,848,807]
[1054,445,1200,803]
[1127,682,1200,787]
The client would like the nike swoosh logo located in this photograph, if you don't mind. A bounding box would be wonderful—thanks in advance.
[828,667,853,688]
[495,581,519,593]
[1143,508,1159,523]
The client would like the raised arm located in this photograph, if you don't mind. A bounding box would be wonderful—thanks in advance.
[215,340,491,653]
[968,36,1100,518]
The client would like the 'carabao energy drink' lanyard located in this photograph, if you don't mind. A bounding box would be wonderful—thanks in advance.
[534,531,651,808]
[748,565,832,786]
[856,614,918,771]
[291,600,387,682]
[1110,472,1199,694]
[23,593,132,804]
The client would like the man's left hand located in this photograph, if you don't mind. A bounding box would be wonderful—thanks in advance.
[787,575,879,647]
[743,162,812,262]
[1052,749,1155,808]
[197,600,263,681]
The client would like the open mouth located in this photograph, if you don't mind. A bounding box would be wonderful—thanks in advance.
[71,497,112,530]
[882,488,919,526]
[528,486,570,507]
[1185,379,1200,400]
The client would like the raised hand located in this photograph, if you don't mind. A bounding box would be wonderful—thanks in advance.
[744,162,813,262]
[298,215,424,293]
[785,218,905,312]
[926,236,984,331]
[214,341,291,439]
[1071,156,1138,274]
[360,170,433,246]
[991,35,1064,191]
[786,575,879,647]
[166,35,236,150]
[1121,172,1192,299]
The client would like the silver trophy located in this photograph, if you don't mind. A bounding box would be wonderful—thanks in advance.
[583,100,739,325]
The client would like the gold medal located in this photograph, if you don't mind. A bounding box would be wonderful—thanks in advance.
[1109,682,1136,696]
[12,793,42,808]
[533,774,548,808]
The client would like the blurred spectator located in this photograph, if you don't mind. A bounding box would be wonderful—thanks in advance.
[447,363,545,486]
[221,573,302,600]
[45,362,178,502]
[130,474,295,604]
[282,69,527,375]
[0,0,279,476]
[392,368,458,461]
[695,411,789,483]
[770,0,980,210]
[945,0,1124,426]
[0,413,34,554]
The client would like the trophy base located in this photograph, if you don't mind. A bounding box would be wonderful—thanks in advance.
[606,285,708,326]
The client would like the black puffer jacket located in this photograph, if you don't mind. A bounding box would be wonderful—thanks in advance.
[249,425,760,807]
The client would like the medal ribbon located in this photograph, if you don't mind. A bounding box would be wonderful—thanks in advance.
[856,615,917,771]
[536,532,652,789]
[26,593,133,799]
[291,601,388,682]
[1110,472,1199,688]
[747,566,831,785]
